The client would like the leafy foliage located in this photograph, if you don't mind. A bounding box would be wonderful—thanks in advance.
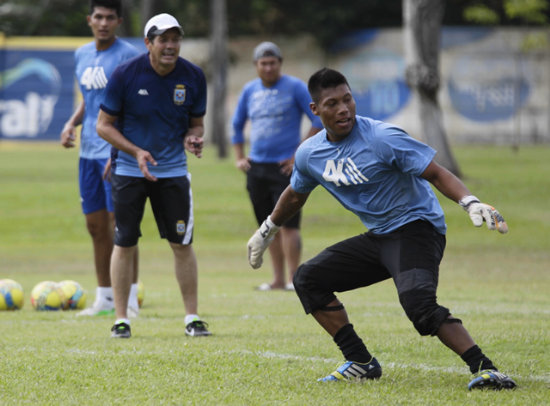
[505,0,549,23]
[0,0,89,37]
[2,0,547,41]
[456,0,549,25]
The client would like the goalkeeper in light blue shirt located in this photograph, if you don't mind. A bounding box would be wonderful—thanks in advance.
[247,68,516,390]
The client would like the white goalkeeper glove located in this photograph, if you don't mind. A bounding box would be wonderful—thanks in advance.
[247,216,280,269]
[459,195,508,234]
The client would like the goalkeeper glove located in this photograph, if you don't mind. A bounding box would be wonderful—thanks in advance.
[247,216,280,269]
[459,195,508,234]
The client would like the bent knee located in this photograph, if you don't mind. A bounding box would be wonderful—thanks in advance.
[293,263,336,314]
[399,289,450,336]
[293,262,324,293]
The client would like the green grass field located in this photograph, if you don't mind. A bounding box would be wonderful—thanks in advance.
[0,142,548,405]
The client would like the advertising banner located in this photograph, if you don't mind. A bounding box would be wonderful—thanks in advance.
[0,49,74,140]
[0,37,145,141]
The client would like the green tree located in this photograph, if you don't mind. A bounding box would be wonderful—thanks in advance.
[1,0,548,39]
[0,0,88,36]
[463,0,549,51]
[464,0,548,25]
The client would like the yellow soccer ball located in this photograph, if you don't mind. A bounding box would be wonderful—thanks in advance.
[0,279,24,310]
[58,280,87,310]
[31,281,64,311]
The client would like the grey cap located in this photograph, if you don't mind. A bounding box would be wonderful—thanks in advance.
[253,41,282,61]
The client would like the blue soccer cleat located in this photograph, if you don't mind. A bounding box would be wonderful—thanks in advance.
[468,369,517,390]
[318,358,382,382]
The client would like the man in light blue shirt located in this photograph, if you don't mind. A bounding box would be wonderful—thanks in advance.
[232,42,322,291]
[60,0,140,317]
[247,68,516,391]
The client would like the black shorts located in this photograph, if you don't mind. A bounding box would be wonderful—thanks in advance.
[293,220,446,313]
[111,174,194,247]
[246,162,301,229]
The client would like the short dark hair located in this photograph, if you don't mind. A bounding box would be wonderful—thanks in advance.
[90,0,122,17]
[308,68,350,103]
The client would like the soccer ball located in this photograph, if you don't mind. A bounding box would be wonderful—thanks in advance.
[137,280,145,308]
[0,279,24,310]
[31,281,64,311]
[58,280,87,310]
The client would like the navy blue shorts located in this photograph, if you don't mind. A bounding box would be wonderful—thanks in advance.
[293,220,446,314]
[110,173,194,247]
[78,157,113,214]
[246,162,301,228]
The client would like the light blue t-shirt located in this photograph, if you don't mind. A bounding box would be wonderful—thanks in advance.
[231,75,322,163]
[291,116,446,235]
[75,38,139,159]
[100,53,207,178]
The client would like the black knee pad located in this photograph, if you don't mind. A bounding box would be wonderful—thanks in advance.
[293,263,336,315]
[399,289,450,336]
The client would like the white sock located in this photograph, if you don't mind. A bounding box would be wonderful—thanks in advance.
[185,314,200,325]
[129,283,139,308]
[96,287,113,306]
[115,318,130,326]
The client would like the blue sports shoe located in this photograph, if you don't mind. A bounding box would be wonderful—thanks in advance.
[318,358,382,382]
[468,369,517,390]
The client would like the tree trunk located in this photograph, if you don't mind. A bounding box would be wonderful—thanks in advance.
[403,0,461,176]
[119,0,134,37]
[209,0,228,158]
[141,0,160,28]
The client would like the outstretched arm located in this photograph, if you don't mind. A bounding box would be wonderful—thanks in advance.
[421,160,470,203]
[247,186,310,269]
[421,160,508,233]
[270,186,310,226]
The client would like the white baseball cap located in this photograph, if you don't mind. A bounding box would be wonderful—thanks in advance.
[144,13,184,38]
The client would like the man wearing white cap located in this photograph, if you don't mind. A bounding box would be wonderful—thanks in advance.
[97,13,211,338]
[232,42,323,292]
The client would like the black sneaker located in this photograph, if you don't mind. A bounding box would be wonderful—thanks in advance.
[468,369,517,390]
[111,322,131,338]
[185,320,211,337]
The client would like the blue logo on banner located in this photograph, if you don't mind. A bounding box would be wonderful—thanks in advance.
[341,49,410,120]
[447,55,530,122]
[1,58,61,90]
[0,51,74,140]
